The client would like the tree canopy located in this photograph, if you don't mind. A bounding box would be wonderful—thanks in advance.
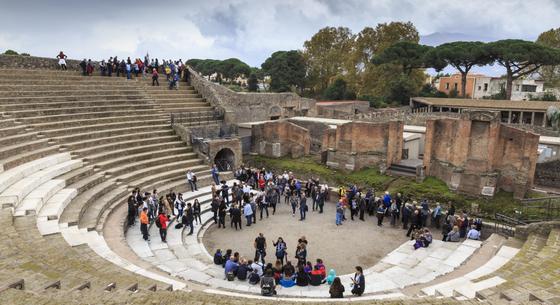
[187,58,251,83]
[303,27,355,93]
[425,41,492,98]
[261,50,306,92]
[536,28,560,86]
[486,39,560,100]
[372,41,436,75]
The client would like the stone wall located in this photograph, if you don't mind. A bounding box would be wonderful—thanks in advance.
[0,54,92,71]
[535,160,560,188]
[423,110,539,198]
[286,119,331,153]
[188,67,317,124]
[324,121,404,171]
[251,120,311,158]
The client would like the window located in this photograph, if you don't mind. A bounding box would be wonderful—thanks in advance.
[478,86,481,91]
[515,85,520,91]
[521,85,537,92]
[484,83,488,91]
[445,83,449,90]
[454,83,458,90]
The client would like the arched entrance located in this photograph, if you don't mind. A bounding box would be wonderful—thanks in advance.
[269,106,282,120]
[214,148,235,171]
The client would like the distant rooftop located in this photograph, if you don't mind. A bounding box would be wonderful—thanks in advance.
[412,97,559,111]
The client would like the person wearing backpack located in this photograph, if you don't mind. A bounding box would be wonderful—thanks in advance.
[157,211,168,243]
[260,270,276,295]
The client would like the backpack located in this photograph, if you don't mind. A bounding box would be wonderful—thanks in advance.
[226,271,235,281]
[249,272,260,285]
[261,282,272,296]
[155,217,162,228]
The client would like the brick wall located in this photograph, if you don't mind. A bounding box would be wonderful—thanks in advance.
[324,121,403,171]
[251,120,311,158]
[423,110,539,198]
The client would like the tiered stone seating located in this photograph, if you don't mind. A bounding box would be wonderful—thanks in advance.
[2,66,559,304]
[475,230,560,304]
[124,182,497,299]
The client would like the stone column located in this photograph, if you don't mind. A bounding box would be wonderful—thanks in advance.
[543,112,547,127]
[508,111,512,124]
[531,112,535,126]
[520,111,524,124]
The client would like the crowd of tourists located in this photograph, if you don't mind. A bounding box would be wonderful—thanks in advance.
[335,185,483,246]
[127,163,483,298]
[55,51,190,89]
[213,237,362,298]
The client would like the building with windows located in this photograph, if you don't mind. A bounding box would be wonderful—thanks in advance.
[436,73,545,101]
[473,77,545,100]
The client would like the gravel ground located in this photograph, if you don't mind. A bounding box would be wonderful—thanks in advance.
[202,200,409,274]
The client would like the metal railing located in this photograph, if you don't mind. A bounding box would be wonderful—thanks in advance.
[170,110,223,126]
[494,213,528,237]
[519,196,560,222]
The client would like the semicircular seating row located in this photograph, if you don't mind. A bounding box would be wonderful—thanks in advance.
[1,68,558,304]
[124,181,523,300]
[0,68,224,292]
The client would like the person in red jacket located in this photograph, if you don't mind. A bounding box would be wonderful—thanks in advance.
[158,212,169,242]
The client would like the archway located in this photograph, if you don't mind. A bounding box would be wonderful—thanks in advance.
[214,148,235,171]
[269,105,282,120]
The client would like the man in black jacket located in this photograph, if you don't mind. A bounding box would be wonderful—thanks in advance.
[184,203,194,235]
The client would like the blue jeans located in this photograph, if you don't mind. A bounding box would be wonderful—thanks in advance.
[213,174,220,185]
[246,215,252,226]
[336,213,343,225]
[300,209,306,220]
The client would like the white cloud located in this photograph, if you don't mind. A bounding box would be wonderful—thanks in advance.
[1,0,559,71]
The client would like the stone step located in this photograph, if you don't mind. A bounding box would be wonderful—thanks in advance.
[157,106,215,113]
[14,108,163,124]
[0,99,155,110]
[126,166,212,192]
[148,93,201,98]
[13,179,66,217]
[110,156,203,183]
[4,104,158,118]
[51,124,171,144]
[0,152,71,196]
[72,135,181,159]
[10,216,155,289]
[59,178,117,226]
[27,113,167,130]
[0,94,148,103]
[0,145,61,172]
[0,159,82,208]
[0,74,132,82]
[1,89,144,97]
[38,118,169,138]
[78,184,129,230]
[93,147,195,171]
[0,131,41,148]
[59,129,175,151]
[0,84,139,91]
[0,79,136,86]
[0,124,28,138]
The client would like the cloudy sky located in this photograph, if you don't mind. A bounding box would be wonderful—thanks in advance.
[1,0,559,75]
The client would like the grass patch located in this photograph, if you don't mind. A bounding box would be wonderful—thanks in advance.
[245,155,555,220]
[246,155,392,190]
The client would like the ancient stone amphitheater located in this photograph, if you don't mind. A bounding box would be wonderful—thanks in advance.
[0,61,559,305]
